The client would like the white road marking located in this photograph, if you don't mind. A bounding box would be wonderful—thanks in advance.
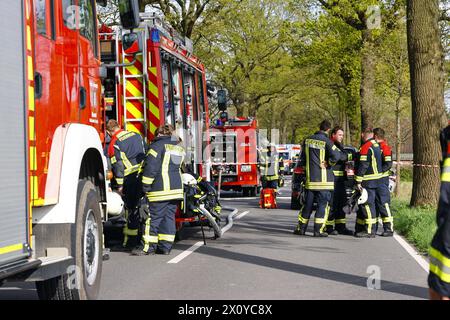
[168,241,205,264]
[235,211,250,220]
[393,232,429,272]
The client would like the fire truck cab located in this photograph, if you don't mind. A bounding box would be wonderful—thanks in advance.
[0,0,139,300]
[210,118,260,197]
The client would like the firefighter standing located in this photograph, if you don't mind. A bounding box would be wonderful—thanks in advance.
[132,125,185,256]
[373,128,394,237]
[354,128,383,238]
[260,144,285,190]
[293,120,342,237]
[326,126,354,236]
[428,123,450,300]
[106,120,146,249]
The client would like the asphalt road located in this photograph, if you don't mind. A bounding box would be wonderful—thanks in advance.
[0,177,429,300]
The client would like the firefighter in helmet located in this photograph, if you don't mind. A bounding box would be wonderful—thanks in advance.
[293,120,343,237]
[132,125,185,256]
[260,144,285,191]
[428,122,450,300]
[106,120,146,250]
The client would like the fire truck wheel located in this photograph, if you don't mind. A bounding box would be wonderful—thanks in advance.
[36,180,103,300]
[250,187,257,197]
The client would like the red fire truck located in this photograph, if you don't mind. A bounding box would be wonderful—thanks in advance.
[99,13,211,178]
[0,0,141,300]
[210,117,260,196]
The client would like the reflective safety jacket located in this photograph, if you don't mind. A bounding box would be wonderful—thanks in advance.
[108,130,146,186]
[355,139,383,188]
[300,131,342,190]
[332,142,353,182]
[260,151,285,181]
[428,137,450,297]
[379,140,393,179]
[141,136,185,202]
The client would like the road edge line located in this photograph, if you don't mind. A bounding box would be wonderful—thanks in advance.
[168,241,205,264]
[393,232,429,272]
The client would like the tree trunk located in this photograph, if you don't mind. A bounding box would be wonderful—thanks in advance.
[407,0,447,207]
[360,30,377,131]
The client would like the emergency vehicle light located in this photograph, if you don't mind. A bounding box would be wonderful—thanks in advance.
[151,29,160,43]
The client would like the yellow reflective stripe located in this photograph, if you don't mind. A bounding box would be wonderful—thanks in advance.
[158,234,175,242]
[348,153,353,161]
[142,176,155,185]
[382,217,394,223]
[266,175,279,181]
[335,219,346,224]
[326,220,335,226]
[320,205,330,233]
[385,156,392,161]
[0,243,24,255]
[363,173,383,180]
[441,158,450,182]
[371,148,379,175]
[121,152,133,169]
[298,216,309,224]
[162,153,171,191]
[357,219,366,225]
[429,247,450,283]
[116,178,124,185]
[315,218,326,224]
[123,228,138,236]
[367,205,373,234]
[111,156,117,164]
[320,149,326,183]
[143,235,159,244]
[332,145,338,151]
[306,147,310,184]
[149,149,158,158]
[125,165,140,176]
[333,171,344,177]
[305,182,334,190]
[360,155,368,162]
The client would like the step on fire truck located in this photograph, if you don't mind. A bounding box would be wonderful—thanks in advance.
[210,117,260,197]
[99,12,211,232]
[0,0,140,300]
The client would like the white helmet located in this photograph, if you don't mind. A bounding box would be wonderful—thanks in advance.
[358,188,369,205]
[107,191,124,216]
[182,173,198,186]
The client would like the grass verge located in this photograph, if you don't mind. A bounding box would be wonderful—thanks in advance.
[391,198,437,255]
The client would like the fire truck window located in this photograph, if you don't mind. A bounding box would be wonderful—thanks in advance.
[162,61,172,125]
[35,0,47,35]
[62,0,76,29]
[197,73,206,114]
[79,0,98,56]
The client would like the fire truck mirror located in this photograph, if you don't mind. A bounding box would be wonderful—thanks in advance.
[122,32,141,55]
[217,89,227,111]
[118,0,140,30]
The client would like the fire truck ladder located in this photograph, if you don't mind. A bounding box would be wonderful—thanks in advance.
[122,28,149,138]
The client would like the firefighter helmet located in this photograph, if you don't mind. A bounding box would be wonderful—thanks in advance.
[357,188,369,205]
[107,191,124,216]
[182,173,198,186]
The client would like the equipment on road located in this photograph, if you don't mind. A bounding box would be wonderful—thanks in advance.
[260,188,278,209]
[0,0,140,300]
[210,117,260,197]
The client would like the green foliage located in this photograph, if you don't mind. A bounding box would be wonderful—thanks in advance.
[400,165,414,182]
[392,199,437,254]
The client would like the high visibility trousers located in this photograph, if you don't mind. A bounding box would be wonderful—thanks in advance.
[355,188,377,235]
[375,177,393,232]
[122,174,143,246]
[141,200,179,252]
[298,189,332,234]
[328,180,347,231]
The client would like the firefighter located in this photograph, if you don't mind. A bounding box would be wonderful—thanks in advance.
[132,125,185,256]
[106,120,146,250]
[260,144,285,191]
[293,120,342,237]
[429,123,450,300]
[373,128,394,237]
[354,128,383,238]
[326,126,354,236]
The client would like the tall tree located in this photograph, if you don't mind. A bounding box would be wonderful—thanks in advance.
[407,0,448,207]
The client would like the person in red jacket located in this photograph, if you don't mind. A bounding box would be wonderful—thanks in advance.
[373,128,394,236]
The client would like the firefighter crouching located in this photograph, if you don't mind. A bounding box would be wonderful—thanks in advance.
[260,144,285,191]
[354,128,383,238]
[326,126,354,236]
[132,125,185,256]
[106,120,146,250]
[293,120,343,237]
[428,123,450,300]
[373,128,394,237]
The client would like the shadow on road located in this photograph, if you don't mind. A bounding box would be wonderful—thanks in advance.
[173,243,428,299]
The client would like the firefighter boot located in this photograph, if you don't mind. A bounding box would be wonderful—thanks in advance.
[335,225,354,236]
[325,226,338,236]
[131,244,156,256]
[293,223,307,236]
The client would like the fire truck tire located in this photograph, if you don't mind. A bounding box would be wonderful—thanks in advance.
[250,187,257,197]
[36,180,103,300]
[242,188,249,197]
